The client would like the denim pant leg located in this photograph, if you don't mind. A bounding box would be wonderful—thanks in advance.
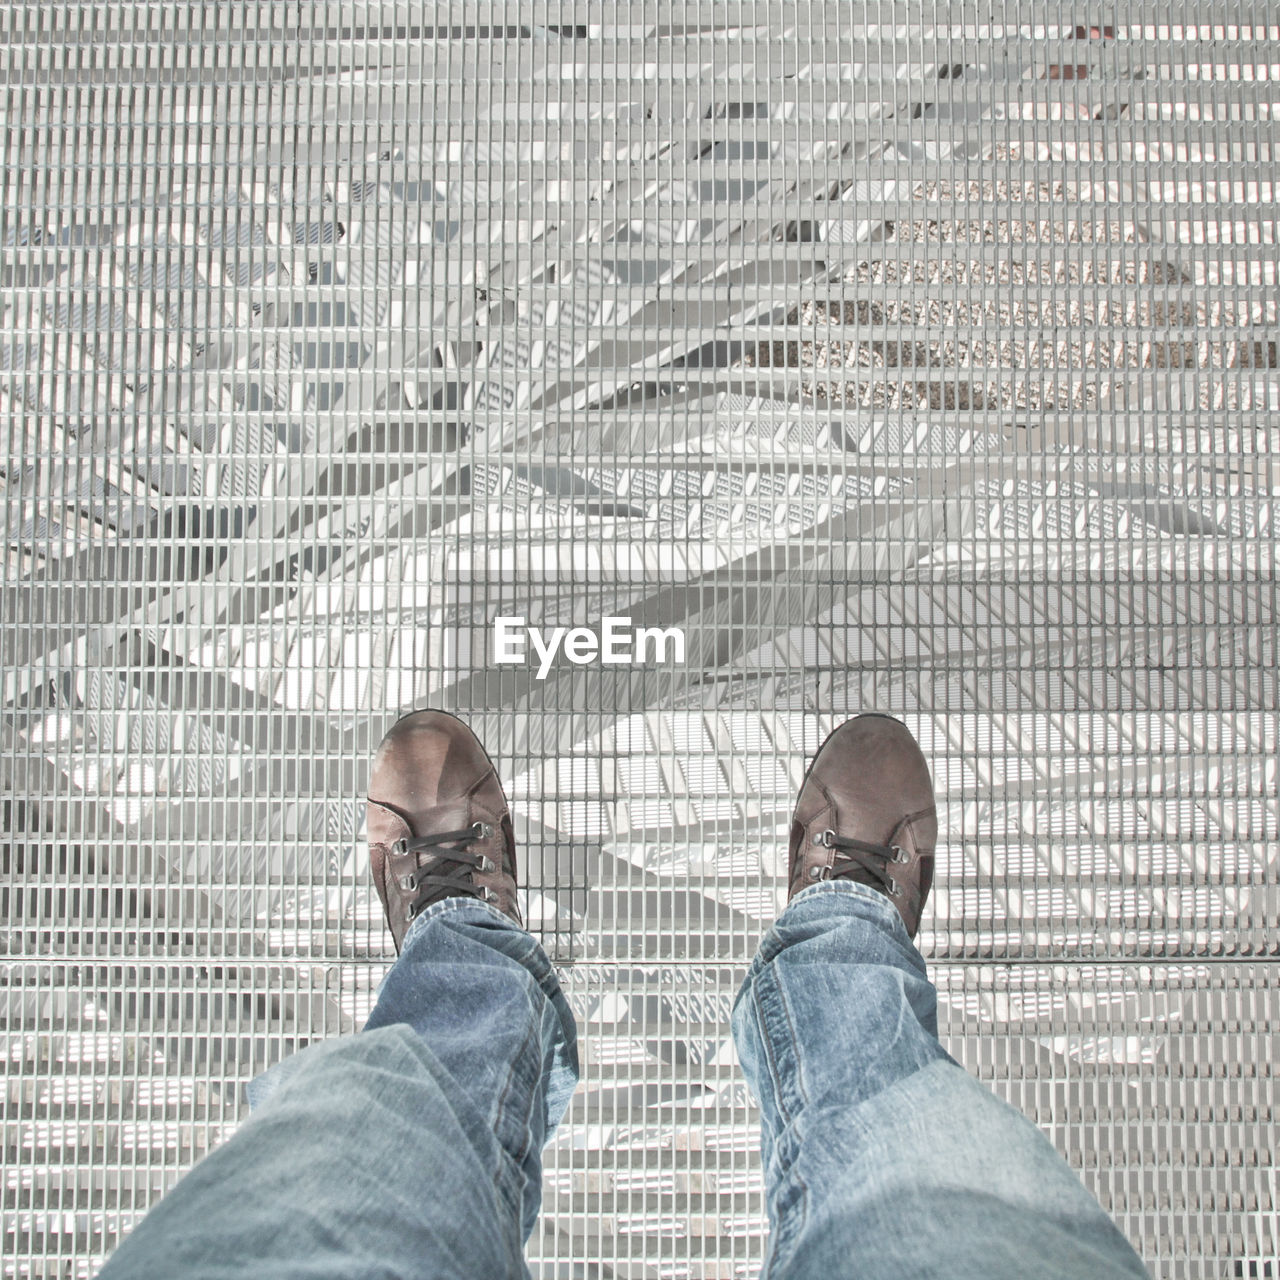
[732,882,1149,1279]
[98,899,579,1280]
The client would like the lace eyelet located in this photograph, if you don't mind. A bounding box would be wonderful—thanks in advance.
[815,829,836,848]
[475,855,492,873]
[808,865,824,880]
[482,887,496,902]
[892,846,909,864]
[473,821,491,838]
[393,838,409,855]
[889,882,904,897]
[398,873,417,890]
[405,902,417,920]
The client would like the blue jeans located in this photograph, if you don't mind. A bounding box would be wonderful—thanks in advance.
[98,885,1149,1278]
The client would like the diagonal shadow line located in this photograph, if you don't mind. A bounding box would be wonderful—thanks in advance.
[437,496,948,748]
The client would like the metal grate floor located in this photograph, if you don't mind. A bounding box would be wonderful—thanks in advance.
[2,4,1278,1277]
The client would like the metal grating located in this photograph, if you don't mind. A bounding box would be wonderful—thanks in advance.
[1,3,1277,1277]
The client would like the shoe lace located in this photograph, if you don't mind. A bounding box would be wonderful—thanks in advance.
[814,827,910,898]
[394,823,497,921]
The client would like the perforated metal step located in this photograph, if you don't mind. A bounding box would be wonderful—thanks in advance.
[2,5,1277,1277]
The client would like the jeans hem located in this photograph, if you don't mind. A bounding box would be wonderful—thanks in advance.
[784,878,905,927]
[400,892,529,952]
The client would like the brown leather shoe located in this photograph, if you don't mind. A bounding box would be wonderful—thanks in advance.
[366,709,521,952]
[788,714,937,938]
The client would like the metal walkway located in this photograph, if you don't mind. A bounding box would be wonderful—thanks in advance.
[2,4,1277,1276]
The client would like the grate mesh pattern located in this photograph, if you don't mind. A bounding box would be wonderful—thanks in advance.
[2,4,1278,1277]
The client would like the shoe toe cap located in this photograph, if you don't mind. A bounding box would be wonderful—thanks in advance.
[796,714,936,852]
[368,710,498,813]
[817,715,933,805]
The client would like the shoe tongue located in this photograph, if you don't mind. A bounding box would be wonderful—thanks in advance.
[827,838,897,898]
[829,863,890,893]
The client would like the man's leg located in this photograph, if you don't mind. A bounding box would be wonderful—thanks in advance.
[732,882,1148,1279]
[99,899,578,1279]
[100,710,577,1279]
[734,714,1149,1278]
